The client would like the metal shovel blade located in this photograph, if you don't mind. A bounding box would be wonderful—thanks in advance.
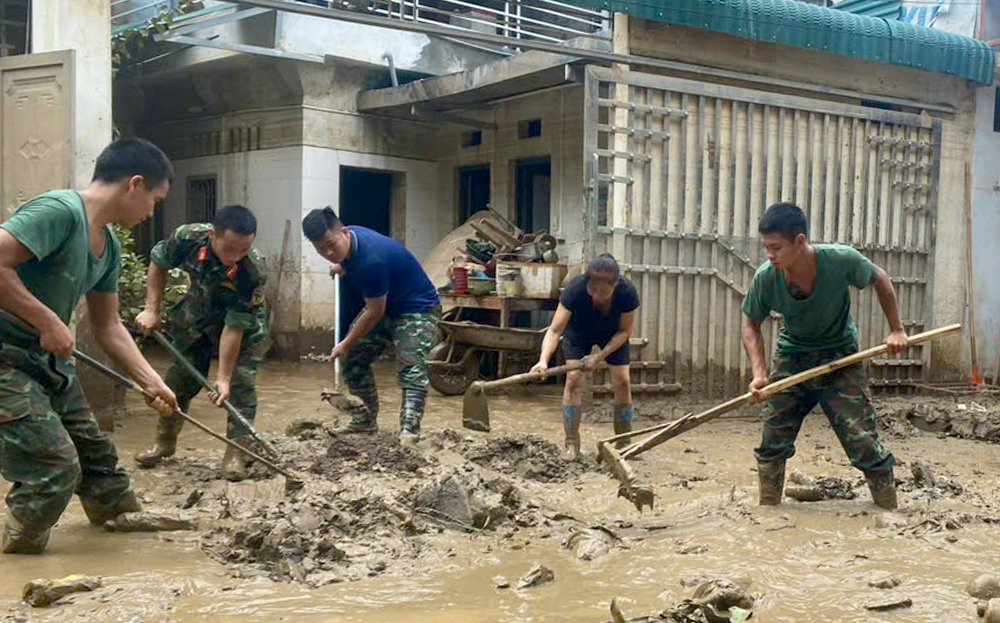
[462,382,490,432]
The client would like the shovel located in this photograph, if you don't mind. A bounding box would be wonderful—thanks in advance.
[463,360,585,432]
[599,323,963,512]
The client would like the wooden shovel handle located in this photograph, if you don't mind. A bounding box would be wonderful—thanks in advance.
[619,323,962,459]
[478,360,585,391]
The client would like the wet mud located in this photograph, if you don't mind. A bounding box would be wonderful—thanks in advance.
[4,360,1000,622]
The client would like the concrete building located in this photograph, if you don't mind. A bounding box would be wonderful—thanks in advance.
[114,0,996,397]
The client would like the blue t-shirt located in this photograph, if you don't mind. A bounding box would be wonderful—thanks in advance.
[341,226,439,317]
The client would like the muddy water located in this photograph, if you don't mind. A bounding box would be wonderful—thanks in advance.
[2,358,1000,622]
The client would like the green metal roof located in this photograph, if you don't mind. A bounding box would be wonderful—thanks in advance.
[833,0,901,20]
[565,0,994,84]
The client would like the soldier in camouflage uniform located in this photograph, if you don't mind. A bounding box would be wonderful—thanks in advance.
[742,203,908,510]
[302,207,440,446]
[135,205,267,481]
[0,138,178,554]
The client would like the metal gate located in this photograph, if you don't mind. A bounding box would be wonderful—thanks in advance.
[582,65,941,398]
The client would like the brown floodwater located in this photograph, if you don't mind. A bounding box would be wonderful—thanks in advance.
[2,358,999,622]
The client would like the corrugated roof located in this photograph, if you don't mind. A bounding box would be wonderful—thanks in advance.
[562,0,994,84]
[833,0,902,20]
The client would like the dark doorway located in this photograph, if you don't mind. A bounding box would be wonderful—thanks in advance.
[514,157,551,233]
[457,164,490,225]
[337,167,394,336]
[186,176,217,223]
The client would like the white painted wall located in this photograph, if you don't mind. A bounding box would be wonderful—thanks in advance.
[31,0,112,187]
[971,85,1000,381]
[299,146,446,330]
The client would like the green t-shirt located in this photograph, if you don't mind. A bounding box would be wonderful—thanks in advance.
[0,190,120,345]
[742,244,873,355]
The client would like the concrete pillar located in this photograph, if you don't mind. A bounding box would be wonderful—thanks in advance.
[32,0,122,430]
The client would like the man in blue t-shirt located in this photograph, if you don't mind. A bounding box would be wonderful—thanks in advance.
[302,207,440,445]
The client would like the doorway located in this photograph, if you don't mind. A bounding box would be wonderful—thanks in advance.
[337,166,395,335]
[514,157,551,233]
[457,164,490,225]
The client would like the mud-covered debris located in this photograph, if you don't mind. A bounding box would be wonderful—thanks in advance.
[565,527,618,561]
[911,462,935,488]
[968,574,1000,600]
[182,489,203,509]
[517,564,554,589]
[868,573,901,589]
[983,598,1000,623]
[494,575,510,589]
[286,418,326,439]
[661,578,754,623]
[785,470,857,502]
[415,473,477,530]
[864,596,912,611]
[103,512,197,533]
[23,575,102,607]
[320,390,368,416]
[311,432,430,478]
[463,434,597,483]
[610,596,628,623]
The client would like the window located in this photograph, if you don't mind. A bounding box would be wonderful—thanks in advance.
[0,0,28,57]
[518,119,542,139]
[186,176,217,223]
[993,88,1000,133]
[462,130,483,147]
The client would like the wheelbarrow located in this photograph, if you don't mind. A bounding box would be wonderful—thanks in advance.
[427,320,546,395]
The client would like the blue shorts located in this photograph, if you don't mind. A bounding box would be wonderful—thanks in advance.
[562,332,630,366]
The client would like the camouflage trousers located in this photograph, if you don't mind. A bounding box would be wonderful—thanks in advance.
[344,307,441,400]
[754,346,894,474]
[0,344,132,531]
[162,328,262,440]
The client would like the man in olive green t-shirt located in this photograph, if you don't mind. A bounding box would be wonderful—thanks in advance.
[0,138,179,554]
[742,203,909,510]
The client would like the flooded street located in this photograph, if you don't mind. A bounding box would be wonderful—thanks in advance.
[2,357,1000,622]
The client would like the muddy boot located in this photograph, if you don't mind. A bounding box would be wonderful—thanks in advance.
[2,509,51,555]
[338,390,379,434]
[79,490,143,526]
[399,389,426,446]
[757,460,786,506]
[135,416,184,467]
[562,405,582,460]
[865,468,898,510]
[221,444,248,482]
[613,405,635,450]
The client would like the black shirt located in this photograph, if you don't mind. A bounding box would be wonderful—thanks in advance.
[559,275,640,341]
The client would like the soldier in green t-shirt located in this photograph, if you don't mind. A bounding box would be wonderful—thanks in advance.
[0,138,179,555]
[134,205,267,481]
[742,203,909,510]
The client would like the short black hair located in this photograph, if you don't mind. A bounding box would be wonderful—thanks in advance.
[213,204,257,236]
[586,253,620,282]
[92,138,174,188]
[758,202,808,240]
[302,206,343,242]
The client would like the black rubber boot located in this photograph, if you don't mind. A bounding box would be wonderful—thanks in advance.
[339,390,379,434]
[399,389,426,446]
[757,460,786,506]
[79,490,143,526]
[562,405,582,460]
[222,443,248,481]
[2,509,51,555]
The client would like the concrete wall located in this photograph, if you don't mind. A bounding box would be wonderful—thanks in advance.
[971,85,1000,381]
[626,19,980,380]
[434,85,587,263]
[32,0,112,187]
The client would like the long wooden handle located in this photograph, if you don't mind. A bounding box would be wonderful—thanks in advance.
[619,324,962,459]
[479,360,585,390]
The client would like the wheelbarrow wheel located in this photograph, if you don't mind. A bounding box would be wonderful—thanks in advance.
[428,341,479,396]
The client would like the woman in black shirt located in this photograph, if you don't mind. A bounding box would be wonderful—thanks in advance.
[531,254,639,459]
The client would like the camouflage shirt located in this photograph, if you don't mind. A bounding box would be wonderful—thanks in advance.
[150,223,267,335]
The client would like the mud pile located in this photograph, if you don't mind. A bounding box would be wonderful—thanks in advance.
[138,422,601,586]
[876,396,1000,443]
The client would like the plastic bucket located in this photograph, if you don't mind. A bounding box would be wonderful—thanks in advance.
[496,263,521,297]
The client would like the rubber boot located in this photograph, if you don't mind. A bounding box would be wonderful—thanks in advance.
[79,490,143,526]
[562,405,582,460]
[222,444,248,481]
[2,509,51,555]
[613,405,635,450]
[757,460,786,506]
[339,390,379,434]
[865,468,898,510]
[399,389,426,446]
[135,416,184,467]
